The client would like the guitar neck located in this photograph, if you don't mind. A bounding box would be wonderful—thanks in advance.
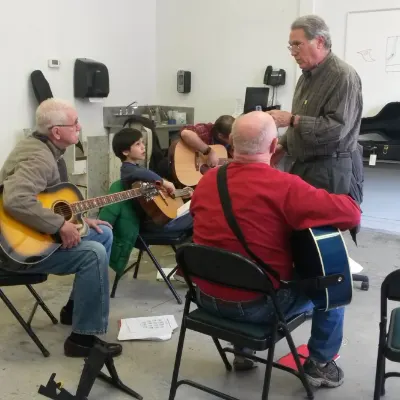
[70,188,142,214]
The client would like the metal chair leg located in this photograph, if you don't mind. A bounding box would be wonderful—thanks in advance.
[212,337,232,371]
[25,285,58,324]
[0,289,50,357]
[381,356,386,396]
[27,301,39,327]
[281,324,314,399]
[110,274,121,299]
[374,348,385,399]
[262,327,277,400]
[167,266,179,281]
[139,240,182,304]
[133,251,144,279]
[168,320,188,400]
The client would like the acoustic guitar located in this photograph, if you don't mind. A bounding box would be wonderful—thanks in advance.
[171,140,229,187]
[0,181,158,265]
[135,181,192,225]
[291,226,352,311]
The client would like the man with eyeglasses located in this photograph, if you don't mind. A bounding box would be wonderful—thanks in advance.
[269,15,363,204]
[0,98,122,358]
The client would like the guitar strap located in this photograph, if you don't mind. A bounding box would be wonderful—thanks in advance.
[216,164,280,282]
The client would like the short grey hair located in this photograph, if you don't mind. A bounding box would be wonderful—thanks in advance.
[36,98,75,134]
[231,120,269,155]
[291,15,332,49]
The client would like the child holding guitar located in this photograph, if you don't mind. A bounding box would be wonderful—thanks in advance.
[112,128,193,234]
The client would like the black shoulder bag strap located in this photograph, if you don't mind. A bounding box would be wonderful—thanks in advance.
[216,164,280,282]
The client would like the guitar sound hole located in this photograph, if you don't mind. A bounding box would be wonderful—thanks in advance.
[53,201,72,220]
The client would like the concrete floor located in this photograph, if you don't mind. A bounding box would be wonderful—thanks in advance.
[1,229,400,400]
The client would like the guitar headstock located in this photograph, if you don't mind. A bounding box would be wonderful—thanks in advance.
[137,182,159,201]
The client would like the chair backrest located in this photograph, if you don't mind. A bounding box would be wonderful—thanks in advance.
[380,269,400,321]
[176,243,275,296]
[382,269,400,302]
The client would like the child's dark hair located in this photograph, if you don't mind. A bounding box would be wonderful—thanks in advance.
[112,128,143,161]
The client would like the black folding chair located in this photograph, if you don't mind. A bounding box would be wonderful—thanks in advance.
[168,243,314,400]
[374,269,400,399]
[110,229,192,304]
[0,268,58,357]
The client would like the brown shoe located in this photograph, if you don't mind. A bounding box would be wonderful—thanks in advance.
[64,337,123,358]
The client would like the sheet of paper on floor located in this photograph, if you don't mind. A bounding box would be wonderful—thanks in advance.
[157,266,177,281]
[349,257,363,273]
[118,315,178,341]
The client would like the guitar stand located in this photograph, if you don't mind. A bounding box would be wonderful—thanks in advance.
[38,344,143,400]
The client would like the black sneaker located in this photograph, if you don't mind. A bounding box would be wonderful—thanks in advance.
[303,358,344,388]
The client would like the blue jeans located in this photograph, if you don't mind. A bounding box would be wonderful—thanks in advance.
[19,225,113,335]
[197,288,344,363]
[144,213,193,234]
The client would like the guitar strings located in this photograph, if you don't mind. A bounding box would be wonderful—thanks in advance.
[49,186,158,216]
[50,186,184,216]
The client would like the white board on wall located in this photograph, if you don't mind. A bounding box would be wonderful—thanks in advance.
[345,8,400,117]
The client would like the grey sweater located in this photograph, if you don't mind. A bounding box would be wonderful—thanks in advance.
[0,134,66,234]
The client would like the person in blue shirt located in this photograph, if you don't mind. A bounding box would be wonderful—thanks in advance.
[112,128,193,234]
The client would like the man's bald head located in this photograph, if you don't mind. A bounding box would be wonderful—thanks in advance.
[231,111,278,156]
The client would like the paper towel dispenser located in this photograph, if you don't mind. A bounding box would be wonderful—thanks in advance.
[74,58,109,99]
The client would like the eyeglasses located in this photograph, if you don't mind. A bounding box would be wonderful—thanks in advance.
[287,43,305,53]
[50,120,79,129]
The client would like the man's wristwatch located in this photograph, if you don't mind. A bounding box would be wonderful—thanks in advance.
[290,114,296,128]
[203,146,212,156]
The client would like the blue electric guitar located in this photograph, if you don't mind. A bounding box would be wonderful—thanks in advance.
[291,226,352,311]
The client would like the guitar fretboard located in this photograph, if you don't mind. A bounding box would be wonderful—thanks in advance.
[70,188,142,214]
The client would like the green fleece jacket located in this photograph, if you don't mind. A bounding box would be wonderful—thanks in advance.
[98,180,140,275]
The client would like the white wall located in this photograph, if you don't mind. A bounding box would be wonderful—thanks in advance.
[156,0,300,123]
[0,0,156,164]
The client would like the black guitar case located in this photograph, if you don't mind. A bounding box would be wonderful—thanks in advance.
[30,70,84,154]
[30,70,53,103]
[359,102,400,161]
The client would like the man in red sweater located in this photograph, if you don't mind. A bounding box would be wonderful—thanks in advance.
[190,111,361,388]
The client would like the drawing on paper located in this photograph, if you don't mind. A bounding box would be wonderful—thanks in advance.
[386,36,400,72]
[357,49,376,62]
